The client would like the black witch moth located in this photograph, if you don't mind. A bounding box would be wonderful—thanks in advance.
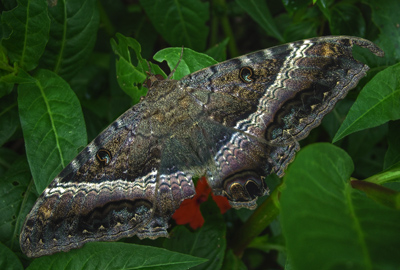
[20,36,383,257]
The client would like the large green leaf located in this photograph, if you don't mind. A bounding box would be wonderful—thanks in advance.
[221,249,247,270]
[385,121,400,169]
[333,63,400,142]
[204,38,229,62]
[366,0,400,64]
[282,0,310,13]
[140,0,209,52]
[39,0,99,80]
[0,157,36,253]
[0,93,18,147]
[1,0,50,71]
[235,0,284,43]
[329,3,365,36]
[344,124,387,179]
[275,8,319,42]
[0,242,23,270]
[153,47,217,80]
[18,69,87,194]
[0,73,14,98]
[281,143,400,270]
[26,242,207,270]
[316,0,332,21]
[0,45,16,98]
[111,34,153,104]
[0,148,20,177]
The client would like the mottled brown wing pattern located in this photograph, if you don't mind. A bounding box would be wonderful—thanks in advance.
[180,36,383,208]
[20,103,196,257]
[20,36,383,258]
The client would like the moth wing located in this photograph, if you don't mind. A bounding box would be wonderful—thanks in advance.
[180,36,383,207]
[185,117,298,210]
[181,36,383,145]
[20,104,195,257]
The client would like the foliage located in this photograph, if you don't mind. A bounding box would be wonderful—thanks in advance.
[0,0,399,269]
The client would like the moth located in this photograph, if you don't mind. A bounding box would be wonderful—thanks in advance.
[20,36,383,257]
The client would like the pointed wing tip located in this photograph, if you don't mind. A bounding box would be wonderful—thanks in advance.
[350,36,385,58]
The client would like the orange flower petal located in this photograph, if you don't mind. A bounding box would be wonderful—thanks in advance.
[172,199,199,224]
[212,194,231,214]
[195,177,211,196]
[172,176,230,229]
[188,207,204,229]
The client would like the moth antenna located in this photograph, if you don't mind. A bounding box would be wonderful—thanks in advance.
[168,46,184,79]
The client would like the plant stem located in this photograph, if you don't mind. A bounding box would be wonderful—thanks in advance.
[229,185,281,257]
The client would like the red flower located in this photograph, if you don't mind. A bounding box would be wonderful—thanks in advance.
[172,177,231,229]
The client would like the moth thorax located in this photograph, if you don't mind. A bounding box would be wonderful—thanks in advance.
[145,74,164,89]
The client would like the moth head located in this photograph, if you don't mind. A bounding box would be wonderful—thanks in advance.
[144,72,164,89]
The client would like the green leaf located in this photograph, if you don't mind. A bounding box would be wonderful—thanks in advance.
[330,3,366,36]
[1,0,50,71]
[281,143,400,269]
[366,0,400,64]
[18,69,87,194]
[0,93,18,147]
[283,20,318,41]
[140,0,209,51]
[281,6,321,41]
[0,45,13,73]
[0,157,36,253]
[164,201,225,270]
[0,148,20,177]
[235,0,284,43]
[221,249,247,270]
[333,63,400,142]
[385,121,400,169]
[321,99,353,141]
[0,66,36,85]
[111,34,151,103]
[205,38,229,62]
[0,75,14,98]
[26,242,207,270]
[282,0,311,13]
[346,125,387,178]
[153,47,217,80]
[316,0,331,21]
[39,0,99,80]
[247,234,282,253]
[0,242,23,270]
